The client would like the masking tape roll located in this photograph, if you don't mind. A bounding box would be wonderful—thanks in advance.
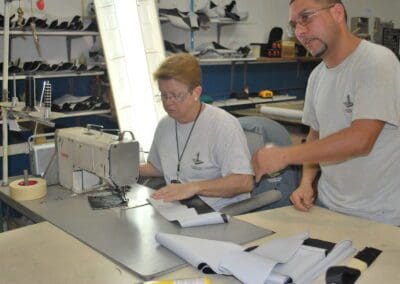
[10,178,47,201]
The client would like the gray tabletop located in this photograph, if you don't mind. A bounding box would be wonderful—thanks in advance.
[0,183,273,280]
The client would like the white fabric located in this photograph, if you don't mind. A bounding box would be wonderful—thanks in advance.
[148,104,253,211]
[251,232,309,263]
[302,40,400,225]
[296,240,356,284]
[148,197,228,227]
[273,245,326,283]
[155,232,355,284]
[155,232,243,275]
[219,251,277,284]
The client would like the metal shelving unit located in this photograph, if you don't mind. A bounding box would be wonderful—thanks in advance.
[0,1,106,185]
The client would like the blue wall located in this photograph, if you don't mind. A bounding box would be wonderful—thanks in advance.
[201,60,318,100]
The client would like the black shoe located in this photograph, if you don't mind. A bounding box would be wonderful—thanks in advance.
[224,1,240,21]
[164,40,188,53]
[68,15,83,30]
[24,17,37,28]
[88,65,103,71]
[84,20,98,31]
[35,18,48,29]
[49,19,58,29]
[37,63,51,72]
[9,65,22,73]
[23,61,42,72]
[55,21,68,30]
[58,62,74,71]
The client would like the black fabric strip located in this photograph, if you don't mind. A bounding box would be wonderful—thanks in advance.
[354,247,382,266]
[303,238,336,256]
[244,245,258,252]
[198,262,207,270]
[326,266,361,284]
[221,213,228,223]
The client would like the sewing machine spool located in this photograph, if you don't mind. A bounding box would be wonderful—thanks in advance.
[10,177,47,201]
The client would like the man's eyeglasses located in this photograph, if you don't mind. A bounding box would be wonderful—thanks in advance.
[288,4,334,36]
[160,90,191,102]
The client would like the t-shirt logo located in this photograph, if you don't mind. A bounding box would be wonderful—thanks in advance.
[343,94,353,113]
[192,152,204,165]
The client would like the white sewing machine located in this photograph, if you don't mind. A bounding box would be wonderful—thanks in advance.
[55,125,139,195]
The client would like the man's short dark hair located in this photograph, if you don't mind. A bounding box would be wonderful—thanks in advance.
[290,0,347,21]
[290,0,344,5]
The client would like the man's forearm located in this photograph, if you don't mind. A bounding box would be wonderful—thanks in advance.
[300,129,320,186]
[191,174,254,198]
[284,119,384,166]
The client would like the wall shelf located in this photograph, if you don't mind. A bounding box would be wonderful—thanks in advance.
[212,94,296,108]
[0,30,99,37]
[0,71,104,80]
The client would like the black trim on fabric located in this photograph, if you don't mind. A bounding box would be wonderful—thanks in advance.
[326,266,361,284]
[303,238,336,256]
[354,247,382,266]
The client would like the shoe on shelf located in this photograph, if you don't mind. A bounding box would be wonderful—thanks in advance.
[37,63,51,72]
[0,14,16,28]
[55,21,68,30]
[68,15,83,30]
[159,8,199,31]
[83,19,98,31]
[198,1,225,18]
[164,40,188,54]
[35,18,48,29]
[23,61,42,72]
[71,64,87,72]
[58,62,74,71]
[88,65,103,71]
[8,65,22,73]
[23,16,37,28]
[48,19,58,29]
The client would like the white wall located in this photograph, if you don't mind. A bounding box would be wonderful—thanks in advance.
[159,0,400,49]
[2,0,400,63]
[0,0,95,64]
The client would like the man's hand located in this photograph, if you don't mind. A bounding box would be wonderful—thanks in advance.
[151,182,199,202]
[290,183,316,212]
[252,145,288,182]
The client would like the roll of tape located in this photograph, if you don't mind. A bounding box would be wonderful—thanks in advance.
[10,178,47,201]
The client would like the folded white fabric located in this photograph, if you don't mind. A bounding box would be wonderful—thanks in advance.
[274,245,326,282]
[251,232,309,263]
[296,239,356,284]
[148,198,228,227]
[218,232,309,284]
[155,231,356,284]
[178,212,229,227]
[219,251,278,283]
[156,232,242,274]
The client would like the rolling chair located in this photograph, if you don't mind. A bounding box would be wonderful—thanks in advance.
[220,116,300,216]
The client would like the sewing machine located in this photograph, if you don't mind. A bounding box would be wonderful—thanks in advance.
[55,125,139,198]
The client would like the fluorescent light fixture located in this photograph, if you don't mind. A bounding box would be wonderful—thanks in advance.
[94,0,165,151]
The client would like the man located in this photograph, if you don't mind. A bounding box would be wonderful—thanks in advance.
[252,0,400,225]
[140,53,254,211]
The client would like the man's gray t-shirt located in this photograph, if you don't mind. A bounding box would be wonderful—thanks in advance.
[302,40,400,225]
[148,104,253,211]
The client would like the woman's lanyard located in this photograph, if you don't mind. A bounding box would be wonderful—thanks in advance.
[173,103,202,183]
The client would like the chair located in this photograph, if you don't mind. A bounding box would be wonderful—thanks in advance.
[220,116,300,216]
